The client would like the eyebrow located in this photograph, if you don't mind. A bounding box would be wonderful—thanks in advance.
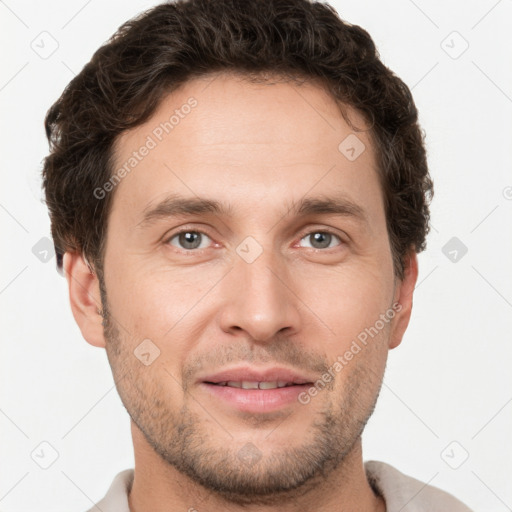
[137,193,368,229]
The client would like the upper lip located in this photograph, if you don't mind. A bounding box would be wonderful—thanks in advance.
[199,366,315,385]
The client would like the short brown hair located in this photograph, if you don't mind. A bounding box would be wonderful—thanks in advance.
[42,0,433,280]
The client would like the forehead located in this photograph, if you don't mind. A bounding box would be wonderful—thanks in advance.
[109,73,382,227]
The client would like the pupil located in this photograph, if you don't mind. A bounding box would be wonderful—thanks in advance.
[178,232,331,250]
[180,232,201,249]
[312,232,330,249]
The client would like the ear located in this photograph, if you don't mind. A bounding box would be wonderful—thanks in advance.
[388,250,419,350]
[63,251,106,348]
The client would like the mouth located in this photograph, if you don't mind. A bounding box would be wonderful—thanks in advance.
[198,367,315,413]
[206,380,307,389]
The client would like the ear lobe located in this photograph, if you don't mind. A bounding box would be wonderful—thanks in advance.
[388,251,419,350]
[63,251,106,348]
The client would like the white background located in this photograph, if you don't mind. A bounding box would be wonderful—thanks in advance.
[1,0,511,510]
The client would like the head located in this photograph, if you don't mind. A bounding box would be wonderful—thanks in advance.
[42,0,432,504]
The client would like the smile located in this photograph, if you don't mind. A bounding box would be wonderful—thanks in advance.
[209,381,300,389]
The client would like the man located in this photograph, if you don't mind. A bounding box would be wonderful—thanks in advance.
[41,0,473,510]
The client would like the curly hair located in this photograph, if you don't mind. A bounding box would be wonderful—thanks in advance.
[42,0,433,281]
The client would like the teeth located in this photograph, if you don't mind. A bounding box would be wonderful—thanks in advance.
[220,381,294,389]
[258,381,278,389]
[241,381,259,389]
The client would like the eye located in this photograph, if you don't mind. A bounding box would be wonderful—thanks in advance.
[167,230,212,250]
[298,231,342,250]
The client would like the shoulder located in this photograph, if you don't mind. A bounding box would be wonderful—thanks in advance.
[364,460,474,512]
[84,469,134,512]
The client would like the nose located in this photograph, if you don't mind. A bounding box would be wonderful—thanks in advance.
[218,245,303,343]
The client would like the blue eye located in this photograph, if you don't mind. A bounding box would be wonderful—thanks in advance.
[168,231,212,250]
[299,231,342,249]
[165,229,343,252]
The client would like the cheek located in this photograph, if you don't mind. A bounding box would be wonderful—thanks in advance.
[105,263,225,355]
[304,264,395,346]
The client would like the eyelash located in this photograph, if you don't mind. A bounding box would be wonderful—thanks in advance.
[164,227,345,253]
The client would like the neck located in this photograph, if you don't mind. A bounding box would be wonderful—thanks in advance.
[127,421,385,512]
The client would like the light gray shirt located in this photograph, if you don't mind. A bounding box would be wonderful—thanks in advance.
[86,460,473,511]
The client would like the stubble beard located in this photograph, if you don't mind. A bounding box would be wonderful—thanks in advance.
[98,280,384,505]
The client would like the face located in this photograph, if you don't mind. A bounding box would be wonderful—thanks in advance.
[71,72,417,503]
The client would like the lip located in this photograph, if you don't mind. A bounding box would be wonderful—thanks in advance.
[197,366,315,414]
[198,366,314,386]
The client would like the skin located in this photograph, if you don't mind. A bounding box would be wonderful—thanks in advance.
[64,72,418,512]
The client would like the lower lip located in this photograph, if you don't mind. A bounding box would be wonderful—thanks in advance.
[200,383,311,413]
